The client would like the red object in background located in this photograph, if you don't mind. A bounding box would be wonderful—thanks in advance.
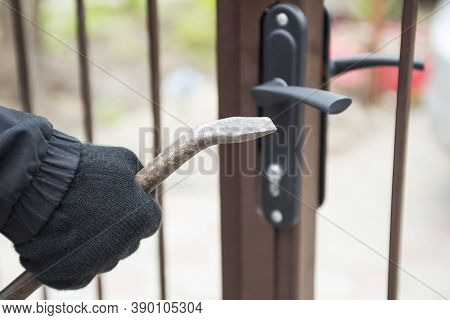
[374,60,430,99]
[329,19,430,100]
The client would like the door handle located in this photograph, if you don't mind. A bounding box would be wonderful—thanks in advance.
[252,77,351,114]
[251,3,352,228]
[317,9,426,208]
[329,54,425,76]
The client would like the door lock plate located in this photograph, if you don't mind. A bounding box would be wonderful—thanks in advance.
[259,3,307,228]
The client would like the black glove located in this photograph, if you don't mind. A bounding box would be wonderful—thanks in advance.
[15,144,161,290]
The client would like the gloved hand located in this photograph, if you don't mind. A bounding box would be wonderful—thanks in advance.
[14,144,161,290]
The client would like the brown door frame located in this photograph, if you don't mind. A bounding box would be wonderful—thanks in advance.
[217,0,325,299]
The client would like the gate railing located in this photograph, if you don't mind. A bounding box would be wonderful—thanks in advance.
[1,0,165,300]
[1,0,421,300]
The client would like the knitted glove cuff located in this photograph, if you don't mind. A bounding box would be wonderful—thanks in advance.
[1,130,81,244]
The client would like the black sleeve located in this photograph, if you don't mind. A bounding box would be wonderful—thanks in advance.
[0,106,81,244]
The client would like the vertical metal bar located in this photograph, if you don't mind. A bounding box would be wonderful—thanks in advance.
[76,0,93,142]
[41,287,48,300]
[387,0,418,300]
[218,0,276,299]
[217,0,242,299]
[9,0,47,299]
[146,0,166,300]
[218,0,323,299]
[75,0,99,298]
[9,0,32,113]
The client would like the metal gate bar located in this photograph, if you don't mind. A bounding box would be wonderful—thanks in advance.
[146,0,166,300]
[9,0,48,300]
[9,0,32,113]
[218,0,275,299]
[76,0,94,143]
[387,0,419,300]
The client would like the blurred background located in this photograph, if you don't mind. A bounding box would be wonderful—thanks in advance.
[0,0,449,299]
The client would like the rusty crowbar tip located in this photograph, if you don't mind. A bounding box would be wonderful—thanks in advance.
[136,116,277,193]
[0,116,276,300]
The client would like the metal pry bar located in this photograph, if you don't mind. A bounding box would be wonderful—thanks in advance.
[0,116,277,300]
[135,116,277,193]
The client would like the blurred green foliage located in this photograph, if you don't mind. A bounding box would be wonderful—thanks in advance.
[173,0,216,60]
[37,0,216,68]
[352,0,402,20]
[38,1,76,52]
[38,0,146,53]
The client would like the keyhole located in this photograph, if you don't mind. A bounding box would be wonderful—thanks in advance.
[267,163,283,197]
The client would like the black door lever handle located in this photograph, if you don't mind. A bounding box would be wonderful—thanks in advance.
[251,78,352,114]
[330,54,425,76]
